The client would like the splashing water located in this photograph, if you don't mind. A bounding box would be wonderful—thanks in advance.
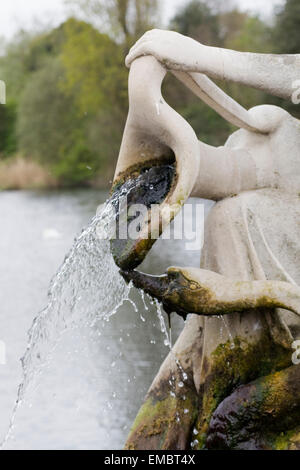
[218,315,235,349]
[154,299,172,349]
[1,172,196,448]
[149,296,189,393]
[1,184,141,448]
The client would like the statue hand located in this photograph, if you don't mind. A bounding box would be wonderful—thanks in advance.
[120,266,300,320]
[120,266,237,319]
[125,29,203,71]
[119,267,195,319]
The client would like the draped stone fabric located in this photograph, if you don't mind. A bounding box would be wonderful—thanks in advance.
[200,189,300,375]
[171,111,300,391]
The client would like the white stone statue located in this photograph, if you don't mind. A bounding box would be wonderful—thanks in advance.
[111,30,300,450]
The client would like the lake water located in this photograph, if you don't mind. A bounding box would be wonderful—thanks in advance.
[0,189,213,450]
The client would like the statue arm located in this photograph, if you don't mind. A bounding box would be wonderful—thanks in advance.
[170,71,269,133]
[126,29,300,101]
[191,142,269,201]
[121,267,300,320]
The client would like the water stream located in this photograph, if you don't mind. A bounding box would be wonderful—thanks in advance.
[1,189,136,448]
[0,189,215,449]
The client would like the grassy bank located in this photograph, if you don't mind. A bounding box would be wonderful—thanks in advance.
[0,156,112,190]
[0,157,57,190]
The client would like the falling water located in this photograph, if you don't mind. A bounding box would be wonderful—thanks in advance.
[219,316,235,349]
[149,296,189,405]
[1,183,142,448]
[0,179,205,448]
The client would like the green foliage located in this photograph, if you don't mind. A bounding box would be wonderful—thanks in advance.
[60,19,128,115]
[170,0,221,45]
[271,0,300,119]
[60,19,128,181]
[53,132,98,185]
[0,0,299,187]
[223,14,272,53]
[17,58,82,180]
[221,14,273,111]
[0,27,67,101]
[181,102,234,146]
[0,100,17,156]
[274,0,300,54]
[65,0,159,47]
[13,19,130,186]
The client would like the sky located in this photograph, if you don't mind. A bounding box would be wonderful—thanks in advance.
[0,0,286,41]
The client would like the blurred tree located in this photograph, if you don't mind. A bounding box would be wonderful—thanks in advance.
[0,28,67,101]
[15,19,129,185]
[17,52,118,186]
[0,32,34,101]
[274,0,300,54]
[60,19,127,115]
[60,18,128,181]
[271,0,300,118]
[170,0,221,46]
[65,0,159,49]
[0,101,17,156]
[221,12,272,110]
[0,26,71,160]
[16,57,88,185]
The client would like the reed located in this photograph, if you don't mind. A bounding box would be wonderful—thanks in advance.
[0,156,57,190]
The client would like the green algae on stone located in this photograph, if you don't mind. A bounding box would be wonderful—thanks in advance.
[193,327,292,449]
[264,426,300,450]
[110,163,176,270]
[206,363,300,450]
[125,384,198,450]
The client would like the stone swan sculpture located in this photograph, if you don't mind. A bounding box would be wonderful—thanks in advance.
[110,30,300,450]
